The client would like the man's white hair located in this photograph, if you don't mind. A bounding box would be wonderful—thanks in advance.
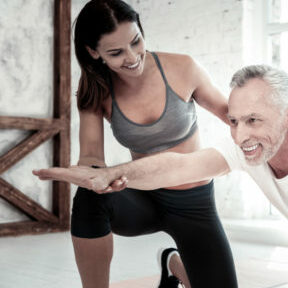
[230,65,288,113]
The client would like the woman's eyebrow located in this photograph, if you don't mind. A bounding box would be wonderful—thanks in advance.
[106,33,139,53]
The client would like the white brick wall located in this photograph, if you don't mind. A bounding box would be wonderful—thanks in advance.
[0,0,270,223]
[128,0,243,89]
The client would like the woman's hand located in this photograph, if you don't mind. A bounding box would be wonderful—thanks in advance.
[32,166,128,193]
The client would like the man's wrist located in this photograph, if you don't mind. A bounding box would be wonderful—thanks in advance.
[106,166,123,184]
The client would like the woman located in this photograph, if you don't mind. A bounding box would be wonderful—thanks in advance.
[35,0,237,287]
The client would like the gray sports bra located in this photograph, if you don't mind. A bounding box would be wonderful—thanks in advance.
[109,52,198,154]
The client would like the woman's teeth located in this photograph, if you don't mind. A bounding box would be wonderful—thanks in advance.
[125,61,140,69]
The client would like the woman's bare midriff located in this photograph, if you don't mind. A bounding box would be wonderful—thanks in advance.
[131,129,211,190]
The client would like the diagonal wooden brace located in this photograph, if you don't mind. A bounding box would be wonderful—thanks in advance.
[0,129,60,175]
[0,178,59,223]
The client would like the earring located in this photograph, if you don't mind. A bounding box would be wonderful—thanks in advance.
[102,59,106,64]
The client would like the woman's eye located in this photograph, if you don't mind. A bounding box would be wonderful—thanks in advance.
[110,51,122,57]
[132,38,140,46]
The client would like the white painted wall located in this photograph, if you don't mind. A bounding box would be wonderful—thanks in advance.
[0,0,54,222]
[0,0,271,223]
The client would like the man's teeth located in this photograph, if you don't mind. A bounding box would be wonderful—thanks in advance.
[242,144,258,152]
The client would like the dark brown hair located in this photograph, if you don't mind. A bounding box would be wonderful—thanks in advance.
[74,0,144,112]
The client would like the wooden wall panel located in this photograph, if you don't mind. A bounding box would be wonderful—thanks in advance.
[0,0,71,237]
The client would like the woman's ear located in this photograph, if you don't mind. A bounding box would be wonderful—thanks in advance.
[86,46,100,60]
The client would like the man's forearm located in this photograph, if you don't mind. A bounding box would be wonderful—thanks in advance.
[107,148,229,190]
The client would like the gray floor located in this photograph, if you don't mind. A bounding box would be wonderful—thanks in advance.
[0,231,288,288]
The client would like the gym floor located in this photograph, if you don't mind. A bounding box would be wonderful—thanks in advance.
[0,231,288,288]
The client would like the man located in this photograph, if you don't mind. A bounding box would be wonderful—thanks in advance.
[33,64,288,218]
[33,64,288,286]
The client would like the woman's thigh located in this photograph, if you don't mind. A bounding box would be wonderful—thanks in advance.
[160,182,238,288]
[110,188,163,236]
[71,187,162,239]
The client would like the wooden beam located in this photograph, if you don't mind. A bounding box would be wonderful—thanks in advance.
[0,178,58,223]
[0,129,60,174]
[0,221,66,237]
[54,0,71,119]
[53,0,71,228]
[0,116,65,131]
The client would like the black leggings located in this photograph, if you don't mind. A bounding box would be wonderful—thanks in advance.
[71,181,238,287]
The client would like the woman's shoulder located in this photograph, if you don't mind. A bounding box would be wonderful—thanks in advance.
[153,51,201,83]
[153,51,197,74]
[153,51,194,65]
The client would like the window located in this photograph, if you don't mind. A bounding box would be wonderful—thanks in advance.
[267,0,288,70]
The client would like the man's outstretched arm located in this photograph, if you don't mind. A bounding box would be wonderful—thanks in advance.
[111,148,230,190]
[33,148,230,192]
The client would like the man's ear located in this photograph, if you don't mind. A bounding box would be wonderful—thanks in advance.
[86,46,100,60]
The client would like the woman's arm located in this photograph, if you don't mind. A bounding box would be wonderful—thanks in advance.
[188,58,229,124]
[71,109,127,191]
[33,148,230,192]
[78,110,106,167]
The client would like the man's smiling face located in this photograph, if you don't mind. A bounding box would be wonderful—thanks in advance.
[228,78,287,165]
